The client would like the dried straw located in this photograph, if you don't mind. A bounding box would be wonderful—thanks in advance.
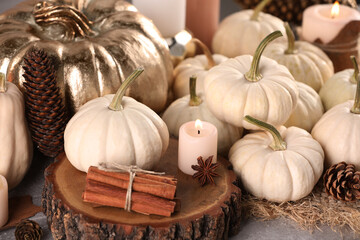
[241,183,360,236]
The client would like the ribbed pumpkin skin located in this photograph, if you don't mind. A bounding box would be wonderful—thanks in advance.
[64,95,169,173]
[0,82,32,189]
[312,100,360,169]
[285,82,324,132]
[319,69,357,111]
[263,41,334,92]
[0,0,172,115]
[230,126,324,202]
[173,54,228,99]
[204,55,299,130]
[212,10,286,57]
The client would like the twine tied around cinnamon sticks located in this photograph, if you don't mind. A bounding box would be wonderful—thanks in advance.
[98,162,165,212]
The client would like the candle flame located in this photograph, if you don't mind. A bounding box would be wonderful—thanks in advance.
[331,1,340,18]
[195,119,203,130]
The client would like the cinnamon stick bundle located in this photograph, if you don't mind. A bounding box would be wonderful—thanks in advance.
[87,166,177,199]
[83,180,176,216]
[82,166,178,217]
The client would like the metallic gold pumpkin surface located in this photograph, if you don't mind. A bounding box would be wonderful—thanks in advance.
[0,0,173,115]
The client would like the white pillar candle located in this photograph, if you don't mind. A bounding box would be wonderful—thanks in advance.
[0,175,8,228]
[178,120,217,175]
[302,2,360,44]
[132,0,186,38]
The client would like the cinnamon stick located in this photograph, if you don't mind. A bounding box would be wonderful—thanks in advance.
[87,166,177,199]
[82,180,176,217]
[89,166,177,185]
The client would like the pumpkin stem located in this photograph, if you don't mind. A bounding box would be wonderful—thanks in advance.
[250,0,272,21]
[245,31,283,82]
[351,65,360,114]
[244,115,287,151]
[33,2,95,41]
[0,73,6,93]
[108,68,144,111]
[284,22,296,54]
[189,76,203,106]
[350,55,359,84]
[191,38,215,70]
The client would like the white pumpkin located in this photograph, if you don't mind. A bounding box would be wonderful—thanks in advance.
[284,82,324,132]
[312,101,360,168]
[230,115,324,202]
[0,73,32,189]
[263,23,334,92]
[173,39,228,99]
[212,0,286,57]
[163,76,243,154]
[64,69,169,172]
[312,74,360,168]
[319,56,358,111]
[204,31,299,130]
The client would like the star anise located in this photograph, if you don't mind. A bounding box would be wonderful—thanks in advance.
[191,156,220,186]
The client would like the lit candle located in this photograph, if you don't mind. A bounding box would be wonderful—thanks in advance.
[132,0,186,38]
[302,2,360,44]
[0,175,8,228]
[178,119,217,175]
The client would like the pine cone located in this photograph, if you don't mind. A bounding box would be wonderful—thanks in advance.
[15,219,43,240]
[323,162,360,202]
[23,49,67,158]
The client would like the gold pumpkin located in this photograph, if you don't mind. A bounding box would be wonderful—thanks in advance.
[0,0,173,114]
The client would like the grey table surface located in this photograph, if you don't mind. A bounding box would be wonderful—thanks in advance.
[0,0,356,239]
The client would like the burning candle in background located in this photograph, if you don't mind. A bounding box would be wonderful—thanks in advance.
[186,0,220,49]
[132,0,186,38]
[0,175,8,228]
[302,1,360,72]
[178,119,217,175]
[302,1,360,44]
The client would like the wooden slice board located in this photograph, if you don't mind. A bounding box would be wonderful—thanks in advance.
[42,138,242,239]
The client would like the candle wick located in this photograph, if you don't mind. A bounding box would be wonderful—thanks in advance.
[198,130,200,134]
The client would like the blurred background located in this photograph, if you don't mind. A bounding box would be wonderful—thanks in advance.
[0,0,240,20]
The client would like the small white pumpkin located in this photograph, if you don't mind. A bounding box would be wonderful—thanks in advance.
[173,39,228,99]
[319,56,358,111]
[312,74,360,169]
[0,73,32,189]
[163,76,243,154]
[64,69,169,172]
[212,0,286,57]
[263,23,334,92]
[284,81,324,132]
[230,115,324,202]
[205,31,299,130]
